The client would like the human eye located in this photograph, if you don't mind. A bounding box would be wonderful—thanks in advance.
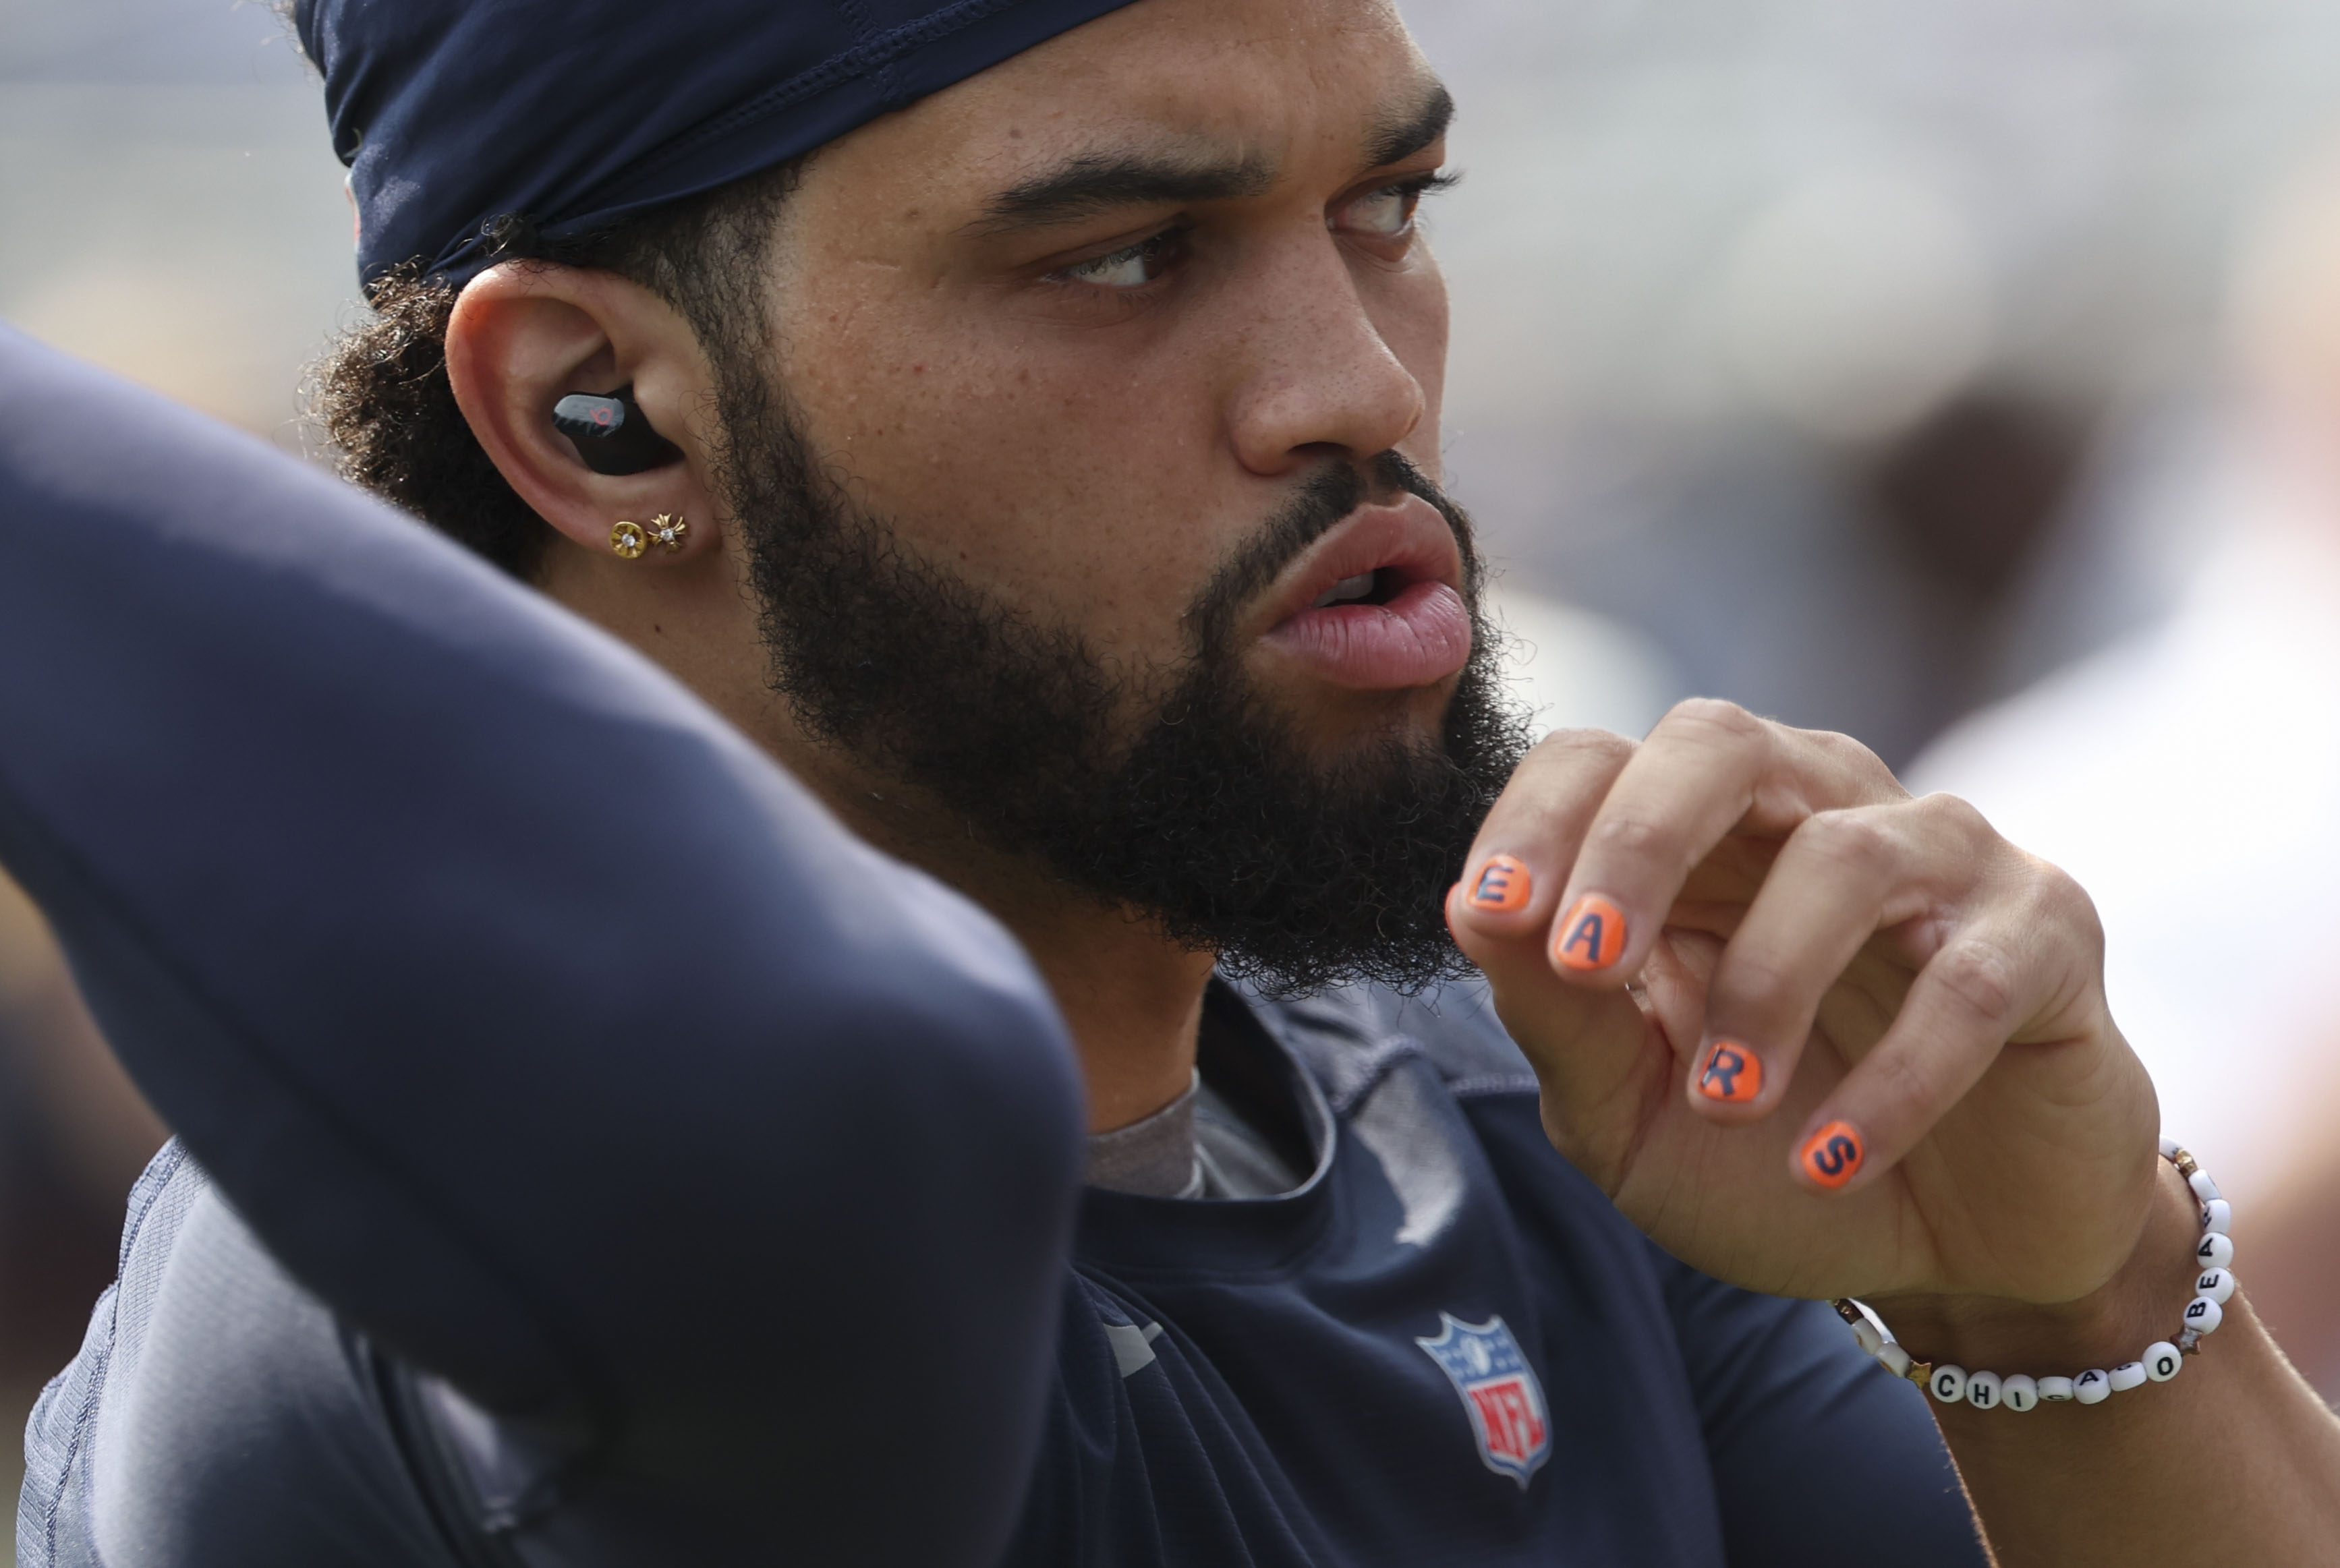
[1054,227,1186,289]
[1336,171,1458,241]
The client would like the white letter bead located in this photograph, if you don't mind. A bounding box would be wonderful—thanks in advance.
[2145,1341,2183,1382]
[1877,1342,1912,1378]
[2196,1232,2234,1270]
[2160,1136,2183,1159]
[2000,1374,2038,1412]
[2202,1198,2232,1236]
[1964,1370,2002,1408]
[1929,1365,1968,1405]
[2108,1361,2147,1393]
[2188,1169,2221,1203]
[1852,1318,1885,1356]
[2036,1376,2076,1402]
[2183,1296,2225,1335]
[2194,1268,2235,1305]
[2073,1368,2112,1405]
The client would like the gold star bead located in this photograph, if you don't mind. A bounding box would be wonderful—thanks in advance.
[609,520,648,560]
[649,513,689,552]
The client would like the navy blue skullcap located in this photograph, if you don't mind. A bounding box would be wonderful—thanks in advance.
[295,0,1145,291]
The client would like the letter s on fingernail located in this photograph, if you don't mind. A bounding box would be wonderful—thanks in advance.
[1800,1121,1864,1190]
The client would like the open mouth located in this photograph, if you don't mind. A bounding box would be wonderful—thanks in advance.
[1261,496,1473,692]
[1311,569,1401,609]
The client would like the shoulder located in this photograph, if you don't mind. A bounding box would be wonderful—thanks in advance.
[20,1144,461,1568]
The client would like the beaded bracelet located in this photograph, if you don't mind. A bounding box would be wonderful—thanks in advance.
[1827,1138,2234,1411]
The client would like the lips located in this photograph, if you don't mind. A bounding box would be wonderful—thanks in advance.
[1259,494,1473,691]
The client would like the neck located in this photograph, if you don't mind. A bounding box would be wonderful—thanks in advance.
[793,744,1217,1136]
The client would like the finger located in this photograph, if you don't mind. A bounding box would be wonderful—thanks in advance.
[1788,852,2097,1196]
[1449,877,1666,1182]
[1551,701,1899,989]
[1450,728,1636,950]
[1687,799,1970,1122]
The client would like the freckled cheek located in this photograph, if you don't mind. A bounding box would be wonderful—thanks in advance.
[793,360,1233,654]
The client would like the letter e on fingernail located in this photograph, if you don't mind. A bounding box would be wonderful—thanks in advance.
[1467,854,1532,913]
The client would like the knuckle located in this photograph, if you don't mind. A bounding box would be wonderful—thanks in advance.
[1794,808,1896,877]
[1659,697,1769,749]
[1930,939,2022,1026]
[1716,950,1800,1016]
[1533,726,1636,769]
[2026,859,2105,954]
[1914,790,1995,842]
[1587,813,1671,861]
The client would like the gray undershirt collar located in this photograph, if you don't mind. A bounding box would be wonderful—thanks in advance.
[1085,1070,1307,1201]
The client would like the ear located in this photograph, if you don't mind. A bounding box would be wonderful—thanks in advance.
[445,262,721,570]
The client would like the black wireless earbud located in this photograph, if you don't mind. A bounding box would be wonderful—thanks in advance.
[551,386,684,476]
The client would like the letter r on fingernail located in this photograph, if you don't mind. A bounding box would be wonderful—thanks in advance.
[1698,1041,1763,1103]
[1553,896,1627,971]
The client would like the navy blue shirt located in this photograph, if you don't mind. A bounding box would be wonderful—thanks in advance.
[0,326,1987,1565]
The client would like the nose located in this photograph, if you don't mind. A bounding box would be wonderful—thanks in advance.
[1224,229,1430,478]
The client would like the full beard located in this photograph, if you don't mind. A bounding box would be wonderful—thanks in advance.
[718,381,1530,996]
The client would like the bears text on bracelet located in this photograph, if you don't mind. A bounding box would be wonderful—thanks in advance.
[1827,1138,2232,1411]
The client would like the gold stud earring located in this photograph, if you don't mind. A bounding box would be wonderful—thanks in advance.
[608,514,687,560]
[646,513,689,552]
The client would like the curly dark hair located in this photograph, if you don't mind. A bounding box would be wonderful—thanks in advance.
[307,169,800,579]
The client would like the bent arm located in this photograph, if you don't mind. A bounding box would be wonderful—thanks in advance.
[0,327,1083,1565]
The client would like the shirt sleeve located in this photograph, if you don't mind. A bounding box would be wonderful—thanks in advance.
[1658,1257,1991,1568]
[0,326,1086,1567]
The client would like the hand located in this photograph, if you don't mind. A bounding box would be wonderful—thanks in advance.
[1448,701,2161,1311]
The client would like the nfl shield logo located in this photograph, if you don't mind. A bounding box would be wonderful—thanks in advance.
[1415,1313,1551,1488]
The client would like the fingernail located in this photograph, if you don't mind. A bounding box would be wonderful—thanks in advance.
[1696,1040,1763,1104]
[1553,895,1628,971]
[1465,854,1533,913]
[1800,1121,1865,1190]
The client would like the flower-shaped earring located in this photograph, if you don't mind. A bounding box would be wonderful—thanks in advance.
[609,513,689,560]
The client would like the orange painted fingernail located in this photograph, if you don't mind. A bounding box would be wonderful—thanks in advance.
[1465,854,1533,913]
[1696,1041,1763,1103]
[1800,1121,1865,1190]
[1552,895,1628,971]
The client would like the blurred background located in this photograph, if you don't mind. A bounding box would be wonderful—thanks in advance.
[7,0,2340,1531]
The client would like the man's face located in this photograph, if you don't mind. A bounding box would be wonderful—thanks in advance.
[708,0,1520,989]
[762,0,1461,760]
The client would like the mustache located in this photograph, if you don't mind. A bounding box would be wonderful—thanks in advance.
[1183,451,1477,655]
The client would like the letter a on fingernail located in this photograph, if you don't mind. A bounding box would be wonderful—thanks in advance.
[1553,896,1627,971]
[1800,1121,1864,1190]
[1697,1041,1762,1103]
[1466,854,1532,912]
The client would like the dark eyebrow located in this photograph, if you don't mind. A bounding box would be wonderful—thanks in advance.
[1363,82,1455,171]
[971,150,1277,236]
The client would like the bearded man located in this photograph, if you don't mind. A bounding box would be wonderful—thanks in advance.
[6,0,2339,1564]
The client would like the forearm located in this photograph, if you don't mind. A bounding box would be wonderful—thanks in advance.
[1883,1165,2340,1565]
[0,329,1085,1563]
